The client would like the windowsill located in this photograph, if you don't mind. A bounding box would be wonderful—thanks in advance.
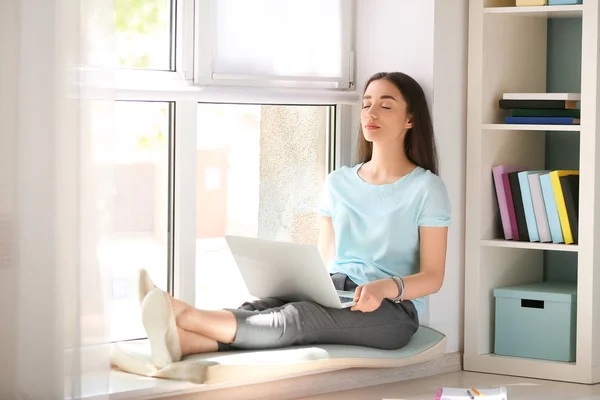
[82,351,462,400]
[84,362,336,399]
[95,325,450,399]
[83,368,329,400]
[77,324,447,399]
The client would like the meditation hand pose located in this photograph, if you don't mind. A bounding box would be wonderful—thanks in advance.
[139,71,451,369]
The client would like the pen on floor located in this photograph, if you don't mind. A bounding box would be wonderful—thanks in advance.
[471,388,482,396]
[467,389,475,399]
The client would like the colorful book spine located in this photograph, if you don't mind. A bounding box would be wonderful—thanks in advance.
[560,175,580,244]
[550,170,580,244]
[540,173,564,244]
[499,99,578,110]
[518,170,549,242]
[502,92,580,101]
[528,173,552,243]
[504,116,579,125]
[548,0,582,4]
[510,109,580,118]
[502,172,521,240]
[492,165,525,240]
[516,0,547,5]
[508,172,529,241]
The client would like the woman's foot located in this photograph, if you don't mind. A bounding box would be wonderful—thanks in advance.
[141,288,182,368]
[138,269,157,305]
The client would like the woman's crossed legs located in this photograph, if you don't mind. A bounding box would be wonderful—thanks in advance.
[139,271,419,368]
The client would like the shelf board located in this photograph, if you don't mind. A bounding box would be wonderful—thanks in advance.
[464,353,584,383]
[484,5,583,19]
[481,239,579,252]
[482,123,580,131]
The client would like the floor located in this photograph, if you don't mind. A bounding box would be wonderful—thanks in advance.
[298,371,600,400]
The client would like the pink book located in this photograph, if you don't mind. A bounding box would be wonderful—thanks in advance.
[492,165,526,240]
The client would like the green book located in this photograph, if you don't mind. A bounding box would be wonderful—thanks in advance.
[510,109,581,118]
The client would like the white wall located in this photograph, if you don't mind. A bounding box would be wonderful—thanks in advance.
[0,0,18,397]
[353,0,435,107]
[429,0,468,355]
[0,1,71,397]
[353,0,468,353]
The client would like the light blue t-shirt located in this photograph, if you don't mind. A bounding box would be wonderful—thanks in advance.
[318,163,451,318]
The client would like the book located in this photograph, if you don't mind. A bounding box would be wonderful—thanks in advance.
[436,387,508,400]
[499,99,578,110]
[540,173,564,243]
[502,172,521,240]
[528,173,552,243]
[502,92,580,101]
[516,0,547,5]
[549,170,579,244]
[548,0,582,4]
[504,116,580,125]
[493,165,526,240]
[510,109,580,118]
[559,174,580,244]
[509,172,529,241]
[518,170,549,242]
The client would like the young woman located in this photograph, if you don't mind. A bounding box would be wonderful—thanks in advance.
[139,71,451,369]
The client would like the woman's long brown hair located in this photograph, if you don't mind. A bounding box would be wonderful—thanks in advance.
[356,72,439,176]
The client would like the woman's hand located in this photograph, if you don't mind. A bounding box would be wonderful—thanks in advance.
[351,279,396,312]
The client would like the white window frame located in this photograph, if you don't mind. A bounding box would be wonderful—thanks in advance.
[192,0,355,89]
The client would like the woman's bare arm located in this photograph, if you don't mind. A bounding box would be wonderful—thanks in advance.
[387,225,449,300]
[362,226,449,299]
[351,226,448,312]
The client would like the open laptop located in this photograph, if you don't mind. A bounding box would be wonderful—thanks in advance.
[224,235,357,309]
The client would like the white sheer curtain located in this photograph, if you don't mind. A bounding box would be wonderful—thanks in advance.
[0,0,115,399]
[211,0,344,79]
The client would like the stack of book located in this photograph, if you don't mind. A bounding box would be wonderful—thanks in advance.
[492,166,579,244]
[499,93,580,125]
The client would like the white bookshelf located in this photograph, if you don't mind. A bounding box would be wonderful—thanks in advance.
[480,239,579,252]
[464,0,600,384]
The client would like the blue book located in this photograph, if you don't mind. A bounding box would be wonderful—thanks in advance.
[540,173,564,243]
[548,0,582,4]
[505,116,580,125]
[518,170,549,242]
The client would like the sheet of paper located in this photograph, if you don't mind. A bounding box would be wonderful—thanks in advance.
[435,387,508,400]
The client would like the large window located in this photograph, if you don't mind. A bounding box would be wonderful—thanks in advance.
[194,104,335,310]
[94,0,351,342]
[101,101,174,342]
